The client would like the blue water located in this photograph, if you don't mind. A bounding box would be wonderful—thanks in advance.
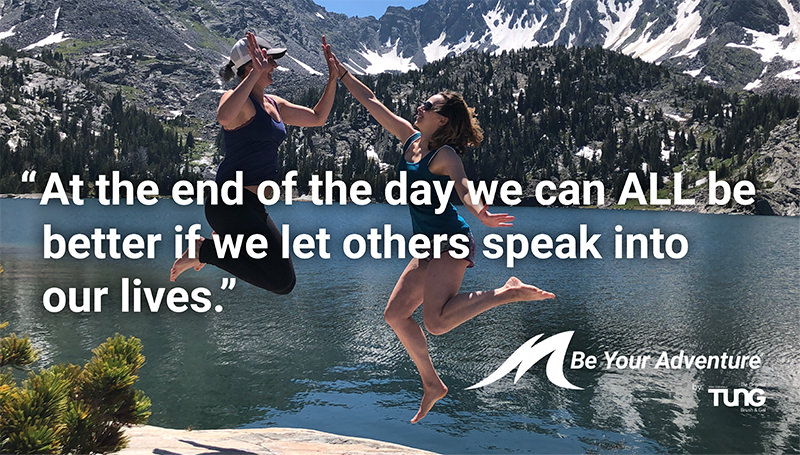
[1,199,798,453]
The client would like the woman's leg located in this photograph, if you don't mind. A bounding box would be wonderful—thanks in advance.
[171,191,295,294]
[170,236,206,280]
[383,259,447,423]
[421,254,554,336]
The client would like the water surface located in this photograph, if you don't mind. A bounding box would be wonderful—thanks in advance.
[1,199,798,453]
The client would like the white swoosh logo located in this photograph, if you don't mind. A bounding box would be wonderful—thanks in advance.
[467,331,583,390]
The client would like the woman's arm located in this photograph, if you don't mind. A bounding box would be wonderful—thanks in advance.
[430,147,514,227]
[217,33,267,128]
[272,80,335,127]
[217,83,256,128]
[327,45,415,140]
[273,36,338,127]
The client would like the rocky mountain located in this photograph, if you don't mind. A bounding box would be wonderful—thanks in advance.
[0,46,199,194]
[346,0,800,95]
[0,0,798,99]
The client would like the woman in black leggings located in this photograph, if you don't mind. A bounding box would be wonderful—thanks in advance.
[170,33,338,293]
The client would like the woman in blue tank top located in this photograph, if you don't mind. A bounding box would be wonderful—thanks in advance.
[326,46,556,423]
[170,33,339,294]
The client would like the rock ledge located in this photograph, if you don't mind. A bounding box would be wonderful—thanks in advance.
[116,425,438,455]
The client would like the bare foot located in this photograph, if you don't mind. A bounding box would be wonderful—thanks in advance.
[410,381,448,424]
[501,276,555,301]
[170,237,205,281]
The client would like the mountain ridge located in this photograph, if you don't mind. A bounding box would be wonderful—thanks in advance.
[0,0,798,95]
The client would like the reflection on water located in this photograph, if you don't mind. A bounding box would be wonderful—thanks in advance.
[1,200,799,453]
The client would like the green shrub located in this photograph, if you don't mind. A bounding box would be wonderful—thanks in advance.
[0,322,151,454]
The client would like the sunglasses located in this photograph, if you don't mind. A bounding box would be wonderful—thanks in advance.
[421,101,439,112]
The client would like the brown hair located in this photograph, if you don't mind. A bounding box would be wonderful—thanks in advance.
[428,90,484,153]
[219,61,252,81]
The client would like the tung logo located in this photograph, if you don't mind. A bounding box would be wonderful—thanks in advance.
[467,331,583,390]
[708,388,766,407]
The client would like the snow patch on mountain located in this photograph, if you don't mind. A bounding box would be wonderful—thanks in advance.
[423,32,477,61]
[671,26,710,60]
[287,55,323,75]
[22,32,68,50]
[776,66,800,80]
[482,2,546,52]
[743,79,763,90]
[548,0,574,45]
[343,59,367,75]
[725,0,800,65]
[660,142,671,162]
[599,0,643,49]
[0,26,16,41]
[621,0,704,62]
[576,146,601,160]
[366,145,380,161]
[53,7,60,30]
[356,40,419,74]
[423,32,450,61]
[665,113,687,122]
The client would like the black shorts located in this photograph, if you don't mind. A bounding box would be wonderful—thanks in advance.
[198,189,295,294]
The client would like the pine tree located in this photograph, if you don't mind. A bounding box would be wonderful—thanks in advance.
[687,130,697,150]
[698,139,707,171]
[0,323,151,454]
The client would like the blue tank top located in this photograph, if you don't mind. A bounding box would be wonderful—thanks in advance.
[398,132,470,237]
[216,93,286,185]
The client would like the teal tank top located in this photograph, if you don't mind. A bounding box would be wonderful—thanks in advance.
[397,132,470,238]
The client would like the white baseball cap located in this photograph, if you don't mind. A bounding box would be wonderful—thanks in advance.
[229,36,287,69]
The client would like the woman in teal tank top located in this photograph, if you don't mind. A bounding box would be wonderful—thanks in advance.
[327,45,555,424]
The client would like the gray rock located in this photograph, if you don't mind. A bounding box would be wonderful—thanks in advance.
[752,120,800,216]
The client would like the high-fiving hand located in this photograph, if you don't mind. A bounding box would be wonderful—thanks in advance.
[245,32,273,77]
[321,36,348,79]
[321,36,338,81]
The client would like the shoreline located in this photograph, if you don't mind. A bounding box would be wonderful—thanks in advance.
[0,193,793,216]
[0,193,44,199]
[115,425,438,455]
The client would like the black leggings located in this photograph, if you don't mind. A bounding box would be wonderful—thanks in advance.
[198,190,295,294]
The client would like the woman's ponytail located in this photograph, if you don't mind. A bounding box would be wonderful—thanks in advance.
[219,61,235,81]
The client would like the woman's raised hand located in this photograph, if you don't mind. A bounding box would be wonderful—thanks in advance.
[245,32,271,76]
[477,205,515,228]
[321,36,338,81]
[322,36,348,79]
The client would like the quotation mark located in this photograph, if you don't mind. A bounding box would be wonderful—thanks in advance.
[21,170,37,182]
[221,277,236,290]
